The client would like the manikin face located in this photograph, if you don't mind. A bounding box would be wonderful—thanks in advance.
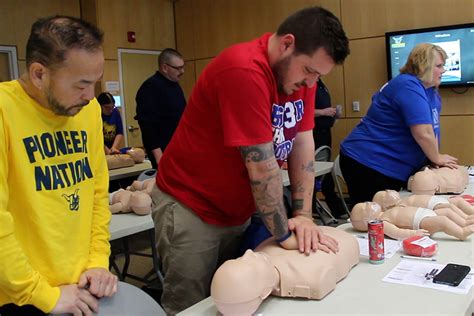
[373,190,401,209]
[42,49,104,116]
[350,202,382,231]
[273,47,335,96]
[237,250,276,297]
[212,250,275,302]
[427,51,446,88]
[211,250,277,315]
[162,55,185,82]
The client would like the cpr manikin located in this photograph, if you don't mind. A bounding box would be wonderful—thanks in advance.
[407,166,469,195]
[373,190,474,217]
[350,201,474,240]
[109,189,152,215]
[211,226,359,316]
[127,178,155,195]
[106,147,146,170]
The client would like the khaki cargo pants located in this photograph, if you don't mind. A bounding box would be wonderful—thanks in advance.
[151,185,248,315]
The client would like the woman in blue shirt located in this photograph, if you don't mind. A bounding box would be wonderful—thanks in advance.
[340,43,458,205]
[98,92,124,154]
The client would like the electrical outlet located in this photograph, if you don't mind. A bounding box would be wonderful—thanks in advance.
[352,101,360,112]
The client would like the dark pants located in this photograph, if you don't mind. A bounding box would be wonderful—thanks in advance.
[313,128,345,216]
[145,148,158,170]
[339,152,406,205]
[0,304,45,316]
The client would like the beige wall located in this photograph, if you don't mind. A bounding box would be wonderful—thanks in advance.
[175,0,474,164]
[1,0,473,163]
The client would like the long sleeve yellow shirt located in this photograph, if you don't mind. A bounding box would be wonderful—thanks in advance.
[0,80,111,312]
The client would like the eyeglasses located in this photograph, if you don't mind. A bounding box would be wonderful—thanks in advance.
[165,63,185,71]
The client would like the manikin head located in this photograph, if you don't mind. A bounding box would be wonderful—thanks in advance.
[407,168,439,195]
[211,250,278,316]
[126,147,146,163]
[350,202,382,231]
[372,190,401,210]
[109,189,151,215]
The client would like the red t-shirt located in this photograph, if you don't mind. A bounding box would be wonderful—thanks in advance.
[157,33,315,226]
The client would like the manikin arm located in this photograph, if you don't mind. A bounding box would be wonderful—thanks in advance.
[383,221,429,239]
[410,124,458,168]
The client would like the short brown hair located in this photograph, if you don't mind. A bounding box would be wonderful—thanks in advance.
[276,6,349,64]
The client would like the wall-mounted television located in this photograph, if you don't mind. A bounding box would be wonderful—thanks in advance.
[385,23,474,88]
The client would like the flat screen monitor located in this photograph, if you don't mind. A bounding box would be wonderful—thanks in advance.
[385,23,474,88]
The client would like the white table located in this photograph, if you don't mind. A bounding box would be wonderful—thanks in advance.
[109,160,152,181]
[179,225,473,316]
[109,213,163,285]
[109,213,154,241]
[281,161,333,186]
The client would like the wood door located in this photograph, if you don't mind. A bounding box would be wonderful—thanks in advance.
[120,51,160,147]
[0,52,10,82]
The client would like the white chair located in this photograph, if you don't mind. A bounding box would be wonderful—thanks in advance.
[332,155,351,217]
[314,145,331,162]
[312,146,338,225]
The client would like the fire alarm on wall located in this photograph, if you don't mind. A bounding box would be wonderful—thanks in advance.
[127,31,136,43]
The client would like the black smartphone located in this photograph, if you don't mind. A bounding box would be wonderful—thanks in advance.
[433,263,471,287]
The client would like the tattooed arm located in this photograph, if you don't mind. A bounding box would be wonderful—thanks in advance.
[287,130,315,218]
[286,130,339,254]
[240,142,294,247]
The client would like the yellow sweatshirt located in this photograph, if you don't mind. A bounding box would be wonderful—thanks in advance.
[0,80,111,312]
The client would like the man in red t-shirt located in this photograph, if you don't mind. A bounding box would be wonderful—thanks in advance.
[152,7,350,314]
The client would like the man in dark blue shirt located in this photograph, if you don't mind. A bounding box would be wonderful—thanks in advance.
[313,78,345,218]
[135,48,186,169]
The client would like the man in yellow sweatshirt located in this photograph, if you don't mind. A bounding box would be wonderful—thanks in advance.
[0,16,117,315]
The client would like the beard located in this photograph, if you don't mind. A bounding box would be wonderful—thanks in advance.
[46,89,88,116]
[272,55,291,94]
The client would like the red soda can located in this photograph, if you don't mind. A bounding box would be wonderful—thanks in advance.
[368,220,384,264]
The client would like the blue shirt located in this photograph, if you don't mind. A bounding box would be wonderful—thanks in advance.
[102,108,123,148]
[341,74,441,181]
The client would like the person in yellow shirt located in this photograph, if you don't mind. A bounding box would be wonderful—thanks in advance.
[0,16,117,315]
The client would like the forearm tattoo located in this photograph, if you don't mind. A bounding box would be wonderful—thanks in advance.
[241,144,288,240]
[290,161,314,216]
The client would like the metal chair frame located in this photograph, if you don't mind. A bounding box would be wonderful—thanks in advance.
[313,146,338,225]
[332,155,351,217]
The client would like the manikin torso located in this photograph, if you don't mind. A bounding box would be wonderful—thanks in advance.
[407,166,469,195]
[256,226,359,299]
[211,226,359,316]
[373,189,474,216]
[351,201,474,240]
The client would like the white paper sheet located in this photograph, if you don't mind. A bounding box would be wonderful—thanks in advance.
[382,260,473,294]
[355,235,401,259]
